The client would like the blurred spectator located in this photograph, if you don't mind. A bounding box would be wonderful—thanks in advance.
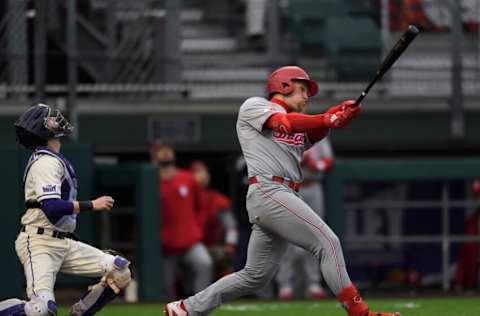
[275,137,334,300]
[245,0,267,50]
[191,160,239,279]
[389,0,436,31]
[151,143,213,299]
[453,179,480,291]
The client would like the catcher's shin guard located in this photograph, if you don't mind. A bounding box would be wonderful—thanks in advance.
[69,286,116,316]
[69,254,131,316]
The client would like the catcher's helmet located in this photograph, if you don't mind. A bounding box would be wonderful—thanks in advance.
[14,103,73,149]
[267,65,319,97]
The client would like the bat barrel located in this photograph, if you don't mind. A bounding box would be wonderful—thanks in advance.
[354,24,419,105]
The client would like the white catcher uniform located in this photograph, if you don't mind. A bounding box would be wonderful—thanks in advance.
[0,147,130,316]
[181,97,351,315]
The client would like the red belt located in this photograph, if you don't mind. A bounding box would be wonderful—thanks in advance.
[248,176,301,192]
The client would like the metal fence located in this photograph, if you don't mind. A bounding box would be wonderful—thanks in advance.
[327,159,480,292]
[344,180,480,291]
[0,0,186,101]
[0,0,479,101]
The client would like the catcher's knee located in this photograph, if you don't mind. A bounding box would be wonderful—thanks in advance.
[24,296,56,316]
[99,253,132,290]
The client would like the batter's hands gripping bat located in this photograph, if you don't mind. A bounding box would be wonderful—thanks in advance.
[353,25,420,106]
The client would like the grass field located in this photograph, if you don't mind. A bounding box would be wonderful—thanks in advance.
[57,297,480,315]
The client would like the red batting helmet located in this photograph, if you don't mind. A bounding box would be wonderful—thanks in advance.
[267,66,319,97]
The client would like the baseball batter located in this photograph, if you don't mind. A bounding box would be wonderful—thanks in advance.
[164,66,400,316]
[0,104,131,316]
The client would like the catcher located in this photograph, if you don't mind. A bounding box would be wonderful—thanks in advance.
[0,104,131,316]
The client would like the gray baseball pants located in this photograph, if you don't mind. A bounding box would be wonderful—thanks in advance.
[276,181,325,291]
[184,181,351,315]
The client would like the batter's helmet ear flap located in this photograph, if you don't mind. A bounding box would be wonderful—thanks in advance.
[267,65,319,98]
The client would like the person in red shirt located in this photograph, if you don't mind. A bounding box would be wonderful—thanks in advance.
[454,179,480,290]
[151,144,213,300]
[190,161,239,279]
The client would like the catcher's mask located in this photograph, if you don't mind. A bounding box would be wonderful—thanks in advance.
[14,103,73,149]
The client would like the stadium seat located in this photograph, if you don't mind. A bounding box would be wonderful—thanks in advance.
[285,0,349,52]
[343,0,378,18]
[322,16,381,80]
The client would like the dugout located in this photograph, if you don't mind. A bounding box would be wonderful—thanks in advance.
[326,158,480,291]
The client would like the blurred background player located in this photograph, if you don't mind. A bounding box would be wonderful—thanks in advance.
[190,160,239,279]
[453,179,480,291]
[151,144,213,300]
[0,104,131,316]
[276,137,334,300]
[244,0,267,50]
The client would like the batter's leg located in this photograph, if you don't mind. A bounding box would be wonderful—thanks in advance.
[183,225,287,316]
[253,185,400,316]
[300,183,327,297]
[302,248,326,298]
[250,185,351,295]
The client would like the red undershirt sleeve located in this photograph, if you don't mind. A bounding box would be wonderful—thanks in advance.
[265,112,329,133]
[306,127,329,143]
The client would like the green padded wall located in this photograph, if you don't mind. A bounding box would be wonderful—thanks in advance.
[325,158,480,238]
[96,164,164,301]
[0,146,23,298]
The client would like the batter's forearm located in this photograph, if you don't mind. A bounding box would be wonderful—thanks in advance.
[288,113,331,132]
[265,112,331,133]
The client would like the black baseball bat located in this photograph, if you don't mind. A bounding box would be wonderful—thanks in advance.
[354,25,420,106]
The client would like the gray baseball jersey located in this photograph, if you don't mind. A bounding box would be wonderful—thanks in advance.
[183,97,351,316]
[236,97,311,182]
